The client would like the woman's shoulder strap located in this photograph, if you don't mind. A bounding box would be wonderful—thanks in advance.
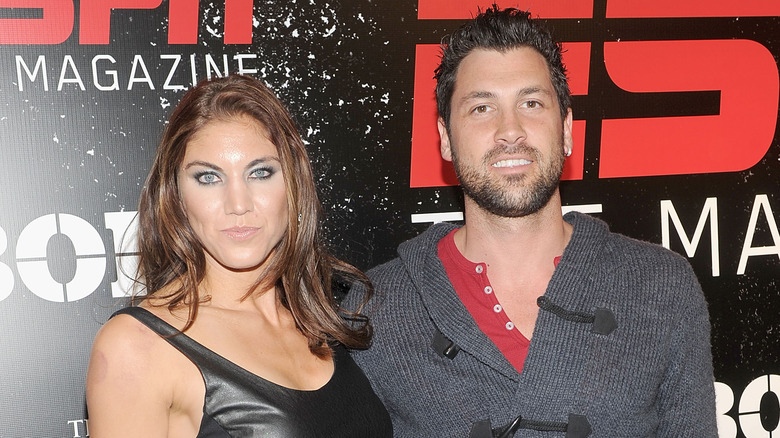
[111,306,180,338]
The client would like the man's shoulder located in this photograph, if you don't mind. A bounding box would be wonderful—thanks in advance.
[343,222,457,311]
[606,226,693,274]
[367,221,458,281]
[365,255,408,285]
[564,213,706,324]
[398,221,459,254]
[567,211,691,270]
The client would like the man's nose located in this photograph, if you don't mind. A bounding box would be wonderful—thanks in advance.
[494,110,527,145]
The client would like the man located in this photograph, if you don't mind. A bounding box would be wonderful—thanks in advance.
[347,6,717,437]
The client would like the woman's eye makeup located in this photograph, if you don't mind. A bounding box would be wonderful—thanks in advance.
[249,166,276,179]
[186,158,280,185]
[194,171,221,185]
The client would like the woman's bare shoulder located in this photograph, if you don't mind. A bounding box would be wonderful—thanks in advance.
[85,312,176,437]
[87,310,172,394]
[89,299,193,371]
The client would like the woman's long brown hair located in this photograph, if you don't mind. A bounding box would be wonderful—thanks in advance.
[136,74,373,355]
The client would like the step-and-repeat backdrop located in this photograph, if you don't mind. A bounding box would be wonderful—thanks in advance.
[0,1,778,437]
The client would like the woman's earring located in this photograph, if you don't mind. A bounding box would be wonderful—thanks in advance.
[297,213,302,224]
[564,148,572,157]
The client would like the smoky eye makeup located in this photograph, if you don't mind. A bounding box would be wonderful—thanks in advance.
[182,157,280,185]
[248,166,276,180]
[193,169,222,185]
[246,157,281,180]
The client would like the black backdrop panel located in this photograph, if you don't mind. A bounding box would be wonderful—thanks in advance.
[0,1,778,436]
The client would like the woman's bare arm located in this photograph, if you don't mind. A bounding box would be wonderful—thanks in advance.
[86,315,175,438]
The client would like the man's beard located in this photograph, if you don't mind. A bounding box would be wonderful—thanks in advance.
[451,140,565,218]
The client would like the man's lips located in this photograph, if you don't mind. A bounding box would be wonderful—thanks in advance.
[221,226,260,240]
[492,158,533,168]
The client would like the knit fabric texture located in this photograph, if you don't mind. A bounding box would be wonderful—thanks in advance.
[346,212,717,437]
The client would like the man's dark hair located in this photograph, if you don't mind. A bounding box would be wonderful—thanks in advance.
[434,5,571,127]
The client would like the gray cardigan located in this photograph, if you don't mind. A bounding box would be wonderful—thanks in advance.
[347,212,717,437]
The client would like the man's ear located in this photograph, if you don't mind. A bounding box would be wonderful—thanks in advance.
[438,117,452,162]
[563,108,573,157]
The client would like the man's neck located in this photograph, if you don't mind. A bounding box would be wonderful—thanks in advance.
[452,191,573,338]
[454,192,572,271]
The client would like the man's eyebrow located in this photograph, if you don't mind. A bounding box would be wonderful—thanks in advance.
[459,86,553,103]
[517,86,552,98]
[460,91,496,103]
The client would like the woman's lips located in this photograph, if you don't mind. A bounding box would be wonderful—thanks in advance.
[222,226,260,240]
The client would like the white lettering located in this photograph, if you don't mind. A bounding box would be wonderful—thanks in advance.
[738,374,780,437]
[410,211,463,224]
[190,53,198,86]
[561,204,603,215]
[128,55,154,90]
[104,211,142,297]
[715,381,737,438]
[411,204,604,225]
[67,418,89,437]
[15,55,48,91]
[0,226,13,302]
[92,55,119,91]
[14,53,261,92]
[234,53,258,75]
[161,54,186,90]
[661,197,720,276]
[737,194,780,275]
[16,214,106,302]
[205,54,229,79]
[58,55,86,91]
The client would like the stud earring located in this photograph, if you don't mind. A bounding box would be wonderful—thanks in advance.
[564,149,572,157]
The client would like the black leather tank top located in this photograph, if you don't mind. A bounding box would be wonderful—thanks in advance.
[113,307,392,437]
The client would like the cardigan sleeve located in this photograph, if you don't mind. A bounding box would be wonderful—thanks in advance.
[655,269,718,437]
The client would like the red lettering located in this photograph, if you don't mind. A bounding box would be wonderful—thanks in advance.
[409,44,456,188]
[0,0,73,44]
[600,39,778,178]
[224,0,253,44]
[607,0,780,17]
[417,0,593,19]
[79,0,161,45]
[560,43,590,182]
[167,0,198,44]
[1,0,255,44]
[409,43,590,187]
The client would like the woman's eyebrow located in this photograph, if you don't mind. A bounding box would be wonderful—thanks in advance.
[246,156,281,170]
[183,160,222,172]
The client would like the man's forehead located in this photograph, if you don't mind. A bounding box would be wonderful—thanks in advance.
[460,46,548,67]
[453,47,554,94]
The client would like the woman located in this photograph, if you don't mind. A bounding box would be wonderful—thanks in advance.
[86,74,392,437]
